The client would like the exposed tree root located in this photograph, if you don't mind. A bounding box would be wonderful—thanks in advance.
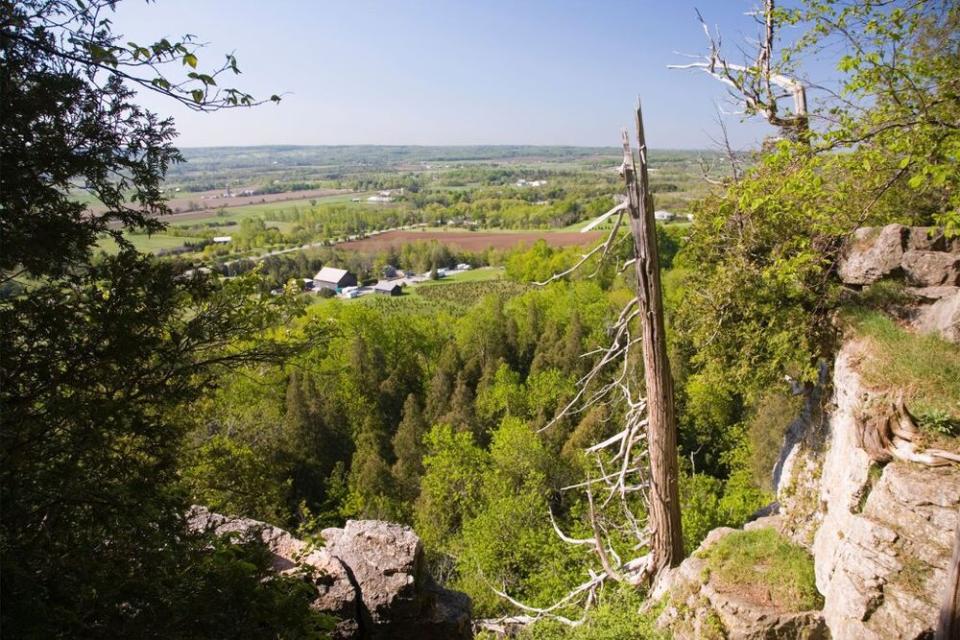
[857,396,960,467]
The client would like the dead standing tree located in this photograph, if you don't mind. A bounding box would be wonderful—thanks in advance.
[486,102,682,628]
[622,105,684,574]
[668,0,809,144]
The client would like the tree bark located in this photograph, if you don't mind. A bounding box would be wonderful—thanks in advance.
[936,511,960,640]
[621,102,683,575]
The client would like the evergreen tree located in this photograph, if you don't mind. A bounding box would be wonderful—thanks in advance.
[425,342,460,422]
[346,416,396,519]
[391,394,428,503]
[445,372,477,438]
[281,370,333,517]
[562,310,586,377]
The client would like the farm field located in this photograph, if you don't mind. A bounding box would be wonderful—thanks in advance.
[99,232,203,254]
[336,230,603,252]
[416,266,504,286]
[163,190,364,226]
[95,188,357,229]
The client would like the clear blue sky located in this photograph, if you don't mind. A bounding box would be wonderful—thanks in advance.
[113,0,811,149]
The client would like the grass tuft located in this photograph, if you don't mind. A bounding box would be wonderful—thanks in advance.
[702,528,823,611]
[846,309,960,436]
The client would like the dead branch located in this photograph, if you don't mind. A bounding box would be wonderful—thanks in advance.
[669,1,809,142]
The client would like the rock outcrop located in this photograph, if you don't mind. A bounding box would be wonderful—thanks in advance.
[321,520,472,640]
[655,227,960,638]
[653,527,829,640]
[838,224,960,344]
[187,508,471,640]
[810,343,960,639]
[838,224,959,287]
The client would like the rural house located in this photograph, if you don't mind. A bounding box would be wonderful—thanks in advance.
[313,267,357,292]
[373,281,402,296]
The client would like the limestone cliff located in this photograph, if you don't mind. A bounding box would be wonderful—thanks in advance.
[656,225,960,639]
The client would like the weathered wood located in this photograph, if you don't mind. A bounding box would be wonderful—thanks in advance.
[668,0,810,144]
[620,101,683,575]
[936,511,960,640]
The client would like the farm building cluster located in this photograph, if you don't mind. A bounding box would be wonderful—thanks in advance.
[297,263,473,299]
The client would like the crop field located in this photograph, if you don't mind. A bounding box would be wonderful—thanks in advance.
[336,230,603,252]
[414,279,530,307]
[114,187,351,218]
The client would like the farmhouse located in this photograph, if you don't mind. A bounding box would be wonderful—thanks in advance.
[313,267,357,292]
[373,281,402,296]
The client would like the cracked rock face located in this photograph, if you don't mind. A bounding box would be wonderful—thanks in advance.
[187,510,471,640]
[811,344,960,640]
[838,224,959,288]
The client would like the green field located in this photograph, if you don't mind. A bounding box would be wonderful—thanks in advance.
[99,232,202,254]
[415,266,504,286]
[169,192,371,228]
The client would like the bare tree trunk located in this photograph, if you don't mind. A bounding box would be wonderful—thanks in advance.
[621,102,683,575]
[937,511,960,640]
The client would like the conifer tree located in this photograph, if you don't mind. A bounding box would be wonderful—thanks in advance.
[425,342,460,422]
[391,394,428,502]
[347,415,395,518]
[445,372,477,438]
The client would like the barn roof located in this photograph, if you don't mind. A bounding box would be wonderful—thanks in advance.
[314,267,350,283]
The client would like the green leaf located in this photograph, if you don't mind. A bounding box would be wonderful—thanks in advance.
[183,53,198,68]
[191,89,204,104]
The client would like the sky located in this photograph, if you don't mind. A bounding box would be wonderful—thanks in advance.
[111,0,814,149]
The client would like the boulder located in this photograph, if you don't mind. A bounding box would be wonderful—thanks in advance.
[907,227,960,253]
[901,250,960,287]
[838,225,909,285]
[913,287,960,343]
[321,520,471,640]
[187,509,471,640]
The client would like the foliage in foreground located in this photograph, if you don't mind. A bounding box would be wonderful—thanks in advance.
[0,0,330,636]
